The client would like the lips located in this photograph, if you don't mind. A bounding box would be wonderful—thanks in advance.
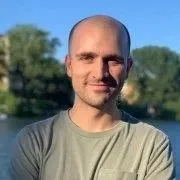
[89,84,110,86]
[88,82,117,87]
[88,84,113,92]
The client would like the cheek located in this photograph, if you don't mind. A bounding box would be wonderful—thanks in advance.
[71,64,90,81]
[110,66,126,81]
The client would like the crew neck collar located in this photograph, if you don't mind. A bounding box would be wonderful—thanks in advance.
[63,109,127,138]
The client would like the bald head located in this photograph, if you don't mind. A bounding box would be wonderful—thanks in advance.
[68,15,131,58]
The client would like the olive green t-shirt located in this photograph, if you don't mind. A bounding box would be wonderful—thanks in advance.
[9,110,175,180]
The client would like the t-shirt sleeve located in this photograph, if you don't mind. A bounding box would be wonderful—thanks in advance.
[8,126,41,180]
[145,133,176,180]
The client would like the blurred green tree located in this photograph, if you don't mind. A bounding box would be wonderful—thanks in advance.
[129,46,180,119]
[7,24,72,116]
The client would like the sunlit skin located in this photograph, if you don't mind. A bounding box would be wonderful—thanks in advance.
[65,16,132,132]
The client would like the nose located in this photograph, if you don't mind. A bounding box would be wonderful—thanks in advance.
[93,58,110,80]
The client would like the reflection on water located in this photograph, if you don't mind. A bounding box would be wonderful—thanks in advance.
[0,121,14,180]
[0,117,39,180]
[0,118,180,179]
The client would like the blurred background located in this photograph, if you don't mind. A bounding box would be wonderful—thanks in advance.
[0,0,179,179]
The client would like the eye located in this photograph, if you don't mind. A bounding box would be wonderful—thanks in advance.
[104,55,125,66]
[79,55,94,63]
[108,58,124,66]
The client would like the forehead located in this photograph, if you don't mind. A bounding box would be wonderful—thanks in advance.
[72,19,122,41]
[70,21,127,56]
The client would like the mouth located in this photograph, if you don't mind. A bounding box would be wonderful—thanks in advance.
[89,82,117,87]
[88,84,114,92]
[90,84,110,86]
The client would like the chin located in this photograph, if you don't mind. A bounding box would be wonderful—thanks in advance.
[88,101,114,110]
[84,95,115,109]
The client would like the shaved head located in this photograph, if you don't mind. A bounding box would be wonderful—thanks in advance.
[65,15,133,109]
[68,15,131,58]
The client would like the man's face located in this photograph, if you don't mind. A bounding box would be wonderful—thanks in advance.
[66,23,131,109]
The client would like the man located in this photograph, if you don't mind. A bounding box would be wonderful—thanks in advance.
[9,15,175,180]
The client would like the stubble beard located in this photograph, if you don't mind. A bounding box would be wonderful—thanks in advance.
[74,83,124,110]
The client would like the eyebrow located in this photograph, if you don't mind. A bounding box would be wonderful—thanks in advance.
[76,52,98,58]
[104,54,125,61]
[75,52,124,60]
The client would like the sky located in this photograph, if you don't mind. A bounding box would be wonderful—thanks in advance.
[1,0,180,60]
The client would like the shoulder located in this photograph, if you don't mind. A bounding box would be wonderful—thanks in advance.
[121,111,173,167]
[121,111,170,144]
[20,110,67,136]
[14,110,68,152]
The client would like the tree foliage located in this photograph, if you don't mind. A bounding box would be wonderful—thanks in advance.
[129,46,180,119]
[6,24,72,116]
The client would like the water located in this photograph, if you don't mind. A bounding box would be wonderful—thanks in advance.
[0,118,180,179]
[147,119,180,179]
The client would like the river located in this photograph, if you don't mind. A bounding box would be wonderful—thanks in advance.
[0,117,180,179]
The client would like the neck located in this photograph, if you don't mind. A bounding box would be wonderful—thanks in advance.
[69,99,121,132]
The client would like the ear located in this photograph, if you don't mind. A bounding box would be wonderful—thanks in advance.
[127,57,133,72]
[125,57,133,79]
[65,55,72,78]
